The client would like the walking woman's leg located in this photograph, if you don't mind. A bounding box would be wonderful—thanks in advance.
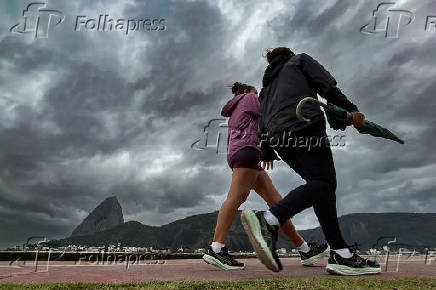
[213,168,260,243]
[253,170,304,247]
[203,168,260,270]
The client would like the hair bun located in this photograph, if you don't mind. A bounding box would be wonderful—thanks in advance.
[230,82,256,95]
[231,82,245,95]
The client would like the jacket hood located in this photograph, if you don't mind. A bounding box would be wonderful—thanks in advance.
[262,54,292,87]
[221,93,245,117]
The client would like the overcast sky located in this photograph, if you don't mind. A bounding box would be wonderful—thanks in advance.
[0,0,435,248]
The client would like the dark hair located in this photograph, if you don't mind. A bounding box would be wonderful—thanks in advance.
[265,47,295,63]
[231,82,246,95]
[230,82,257,95]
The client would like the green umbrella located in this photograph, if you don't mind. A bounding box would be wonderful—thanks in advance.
[296,97,405,144]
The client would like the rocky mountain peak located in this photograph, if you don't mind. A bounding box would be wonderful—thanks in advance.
[71,196,124,237]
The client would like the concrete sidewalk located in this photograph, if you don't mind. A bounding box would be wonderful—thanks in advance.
[0,257,435,283]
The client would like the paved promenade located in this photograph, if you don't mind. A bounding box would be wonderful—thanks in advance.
[0,257,434,283]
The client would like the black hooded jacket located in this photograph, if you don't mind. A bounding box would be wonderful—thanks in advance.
[259,53,359,161]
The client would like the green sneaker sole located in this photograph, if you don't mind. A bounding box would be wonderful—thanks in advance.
[202,254,244,271]
[301,246,330,266]
[240,209,280,272]
[326,263,381,276]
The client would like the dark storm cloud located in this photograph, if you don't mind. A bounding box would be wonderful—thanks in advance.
[387,46,417,66]
[0,0,435,248]
[141,84,227,119]
[42,62,137,154]
[289,0,352,36]
[0,37,59,74]
[0,0,237,247]
[109,165,224,215]
[124,0,234,118]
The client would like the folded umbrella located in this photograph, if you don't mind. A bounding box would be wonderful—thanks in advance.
[296,97,404,144]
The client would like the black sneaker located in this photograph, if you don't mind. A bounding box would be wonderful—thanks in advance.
[326,250,381,275]
[240,209,282,272]
[299,242,330,266]
[202,246,244,270]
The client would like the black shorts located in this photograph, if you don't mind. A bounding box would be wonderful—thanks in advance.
[228,147,263,170]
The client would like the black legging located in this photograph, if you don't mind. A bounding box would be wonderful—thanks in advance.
[269,121,348,249]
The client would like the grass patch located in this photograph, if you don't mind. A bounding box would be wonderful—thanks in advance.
[0,278,435,290]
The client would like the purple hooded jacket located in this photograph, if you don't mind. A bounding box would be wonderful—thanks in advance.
[221,93,261,163]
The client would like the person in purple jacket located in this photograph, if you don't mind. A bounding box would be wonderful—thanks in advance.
[202,82,329,270]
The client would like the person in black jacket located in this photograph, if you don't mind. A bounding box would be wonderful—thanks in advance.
[240,47,381,275]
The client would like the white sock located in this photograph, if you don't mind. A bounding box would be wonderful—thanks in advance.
[333,248,353,259]
[297,241,310,253]
[264,210,280,226]
[211,242,225,253]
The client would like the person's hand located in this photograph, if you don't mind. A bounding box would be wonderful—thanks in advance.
[349,111,365,128]
[259,157,280,170]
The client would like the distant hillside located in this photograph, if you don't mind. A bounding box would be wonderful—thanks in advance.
[50,212,436,251]
[298,213,436,250]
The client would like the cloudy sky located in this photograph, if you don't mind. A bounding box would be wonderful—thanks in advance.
[0,0,435,248]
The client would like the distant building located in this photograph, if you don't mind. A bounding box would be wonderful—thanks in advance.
[367,248,381,255]
[276,248,287,254]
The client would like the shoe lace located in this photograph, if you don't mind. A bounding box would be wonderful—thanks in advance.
[347,243,370,266]
[221,248,237,263]
[354,253,369,266]
[306,241,326,254]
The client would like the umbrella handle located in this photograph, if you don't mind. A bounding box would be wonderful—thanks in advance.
[296,97,328,122]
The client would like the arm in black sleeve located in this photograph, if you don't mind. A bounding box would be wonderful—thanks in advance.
[300,53,359,112]
[324,86,359,112]
[259,117,277,161]
[258,94,278,161]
